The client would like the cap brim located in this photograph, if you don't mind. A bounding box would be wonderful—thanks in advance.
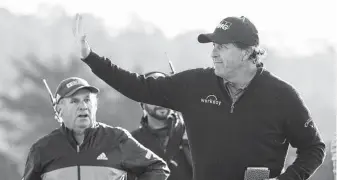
[197,33,231,44]
[198,33,214,43]
[65,86,99,97]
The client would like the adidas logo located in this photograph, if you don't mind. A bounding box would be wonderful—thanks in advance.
[97,152,108,160]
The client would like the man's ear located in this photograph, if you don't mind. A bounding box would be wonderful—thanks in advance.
[92,93,98,105]
[55,100,64,117]
[56,104,62,115]
[242,48,253,61]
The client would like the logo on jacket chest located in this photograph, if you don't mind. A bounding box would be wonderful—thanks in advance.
[97,152,108,160]
[200,94,222,106]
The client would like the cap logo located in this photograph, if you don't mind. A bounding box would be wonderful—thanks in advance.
[216,20,232,31]
[66,80,81,88]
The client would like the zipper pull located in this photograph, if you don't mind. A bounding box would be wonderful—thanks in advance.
[77,145,80,153]
[230,103,235,113]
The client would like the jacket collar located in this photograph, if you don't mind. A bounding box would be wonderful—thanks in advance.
[60,122,99,146]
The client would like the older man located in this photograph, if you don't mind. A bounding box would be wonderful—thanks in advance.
[77,16,325,180]
[22,77,170,180]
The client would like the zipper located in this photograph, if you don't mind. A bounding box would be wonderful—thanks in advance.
[226,84,246,114]
[77,145,81,180]
[230,102,235,113]
[226,86,237,113]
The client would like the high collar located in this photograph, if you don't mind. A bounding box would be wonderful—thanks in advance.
[60,122,98,146]
[222,66,264,90]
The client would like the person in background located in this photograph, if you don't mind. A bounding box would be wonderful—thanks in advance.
[131,71,193,180]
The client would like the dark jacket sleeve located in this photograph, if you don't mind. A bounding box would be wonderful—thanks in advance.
[82,51,187,111]
[117,127,170,180]
[22,145,42,180]
[278,88,326,180]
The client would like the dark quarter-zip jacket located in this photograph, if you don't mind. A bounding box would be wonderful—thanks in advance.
[22,122,170,180]
[82,51,325,180]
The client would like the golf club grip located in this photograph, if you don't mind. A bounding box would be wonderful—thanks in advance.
[244,167,270,180]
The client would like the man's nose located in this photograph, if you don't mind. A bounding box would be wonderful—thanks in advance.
[211,48,218,57]
[78,101,88,110]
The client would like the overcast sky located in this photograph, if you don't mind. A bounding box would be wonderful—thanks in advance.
[1,0,336,41]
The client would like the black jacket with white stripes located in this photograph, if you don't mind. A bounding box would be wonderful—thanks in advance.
[22,122,170,180]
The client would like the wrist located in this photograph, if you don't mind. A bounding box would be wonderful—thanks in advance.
[81,49,92,61]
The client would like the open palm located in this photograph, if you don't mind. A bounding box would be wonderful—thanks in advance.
[73,13,91,59]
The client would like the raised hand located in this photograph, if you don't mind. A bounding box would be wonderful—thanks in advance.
[73,13,91,59]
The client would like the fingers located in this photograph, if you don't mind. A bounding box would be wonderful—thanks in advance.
[73,14,79,37]
[73,13,84,38]
[72,13,90,58]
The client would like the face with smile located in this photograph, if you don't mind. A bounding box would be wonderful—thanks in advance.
[211,43,251,79]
